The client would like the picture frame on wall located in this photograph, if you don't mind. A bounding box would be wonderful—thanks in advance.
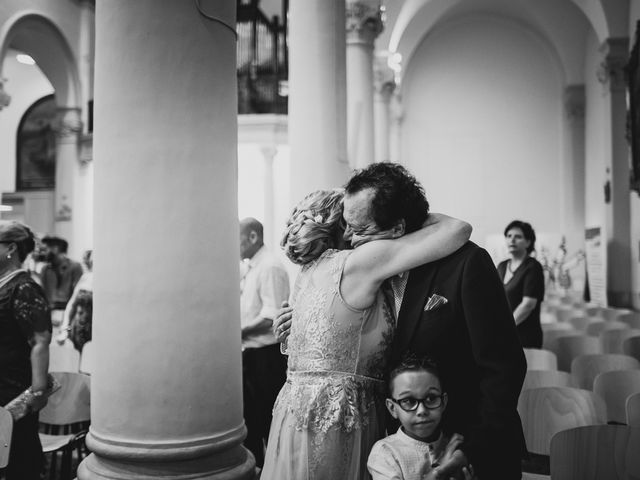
[627,20,640,196]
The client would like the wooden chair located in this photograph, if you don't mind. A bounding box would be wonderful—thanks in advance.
[627,392,640,427]
[542,325,578,351]
[39,372,91,480]
[600,329,640,354]
[593,370,640,424]
[518,387,606,456]
[584,306,601,317]
[524,348,557,371]
[550,425,640,479]
[79,341,94,375]
[585,320,628,337]
[0,406,12,469]
[623,336,640,362]
[49,340,80,373]
[618,312,640,330]
[522,370,574,390]
[569,316,598,332]
[571,354,640,390]
[599,308,629,322]
[553,335,601,372]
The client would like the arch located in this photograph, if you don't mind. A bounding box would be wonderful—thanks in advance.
[0,11,81,108]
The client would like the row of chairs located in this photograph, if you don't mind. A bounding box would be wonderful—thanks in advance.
[49,341,94,375]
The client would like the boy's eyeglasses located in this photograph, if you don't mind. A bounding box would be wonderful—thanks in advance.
[391,393,445,412]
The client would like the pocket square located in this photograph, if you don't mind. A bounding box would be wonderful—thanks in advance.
[424,294,448,312]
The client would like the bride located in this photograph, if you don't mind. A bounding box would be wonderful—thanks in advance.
[260,186,471,480]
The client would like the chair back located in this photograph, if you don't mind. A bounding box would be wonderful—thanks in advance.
[49,340,80,373]
[571,354,640,390]
[550,425,640,479]
[600,329,640,354]
[593,370,640,424]
[518,387,606,455]
[522,370,574,390]
[599,308,630,322]
[627,392,640,427]
[523,348,557,371]
[39,372,91,425]
[584,306,601,317]
[79,341,94,375]
[569,316,598,332]
[585,320,628,337]
[618,313,640,330]
[554,335,601,372]
[623,336,640,363]
[543,325,578,351]
[0,406,12,468]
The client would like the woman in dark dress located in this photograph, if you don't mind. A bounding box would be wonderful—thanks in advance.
[0,221,52,479]
[496,220,545,348]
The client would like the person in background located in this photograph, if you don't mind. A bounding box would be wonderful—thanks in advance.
[239,217,290,468]
[66,290,93,352]
[39,236,83,334]
[0,221,51,479]
[368,355,474,480]
[496,220,545,348]
[56,249,93,345]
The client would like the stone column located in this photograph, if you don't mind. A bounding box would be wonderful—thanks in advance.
[373,56,395,163]
[562,85,586,253]
[77,1,254,479]
[346,0,383,169]
[289,0,350,204]
[389,90,403,164]
[597,38,632,306]
[53,107,82,251]
[261,146,277,248]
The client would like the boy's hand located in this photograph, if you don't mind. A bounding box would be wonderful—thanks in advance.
[273,301,293,342]
[432,434,476,480]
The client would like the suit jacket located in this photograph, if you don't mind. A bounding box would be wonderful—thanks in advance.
[392,242,527,479]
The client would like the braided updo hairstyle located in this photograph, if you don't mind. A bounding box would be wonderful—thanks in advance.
[281,189,345,265]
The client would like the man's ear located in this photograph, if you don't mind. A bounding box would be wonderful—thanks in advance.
[390,219,406,238]
[386,399,399,419]
[248,231,259,244]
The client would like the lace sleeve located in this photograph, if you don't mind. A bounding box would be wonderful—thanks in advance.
[12,281,52,339]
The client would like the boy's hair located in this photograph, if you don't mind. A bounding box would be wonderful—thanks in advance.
[388,353,442,396]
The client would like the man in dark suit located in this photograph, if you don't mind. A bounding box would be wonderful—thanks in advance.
[275,163,526,479]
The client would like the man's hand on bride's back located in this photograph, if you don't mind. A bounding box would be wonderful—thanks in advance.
[273,301,293,342]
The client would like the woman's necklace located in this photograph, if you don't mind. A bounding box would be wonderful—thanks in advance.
[507,259,522,274]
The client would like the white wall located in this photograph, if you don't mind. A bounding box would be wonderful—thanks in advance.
[0,51,54,195]
[401,14,565,255]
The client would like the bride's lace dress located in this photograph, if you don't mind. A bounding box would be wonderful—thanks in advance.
[261,249,395,479]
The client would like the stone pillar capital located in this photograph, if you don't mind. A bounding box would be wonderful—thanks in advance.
[346,0,384,47]
[597,38,629,93]
[54,107,83,142]
[563,85,585,122]
[0,79,11,111]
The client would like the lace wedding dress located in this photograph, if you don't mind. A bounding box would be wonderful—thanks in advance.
[261,249,395,480]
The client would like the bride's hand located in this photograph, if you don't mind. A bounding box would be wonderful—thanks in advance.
[273,301,293,342]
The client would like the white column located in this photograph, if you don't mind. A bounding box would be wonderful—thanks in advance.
[53,107,82,252]
[389,90,403,164]
[289,0,350,204]
[261,145,277,248]
[562,85,586,253]
[346,0,383,169]
[373,56,395,163]
[597,38,632,307]
[77,1,253,479]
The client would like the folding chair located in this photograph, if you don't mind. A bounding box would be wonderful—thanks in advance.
[623,336,640,362]
[600,329,640,354]
[39,372,91,480]
[617,312,640,330]
[627,392,640,427]
[522,370,574,391]
[542,324,577,351]
[593,370,640,424]
[585,320,628,337]
[550,425,640,479]
[571,354,640,390]
[553,335,601,372]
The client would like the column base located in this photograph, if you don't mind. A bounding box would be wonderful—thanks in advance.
[77,447,256,480]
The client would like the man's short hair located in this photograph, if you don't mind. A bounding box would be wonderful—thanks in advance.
[240,218,264,239]
[344,162,430,233]
[41,235,69,253]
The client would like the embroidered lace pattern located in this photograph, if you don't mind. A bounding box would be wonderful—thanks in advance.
[272,249,395,477]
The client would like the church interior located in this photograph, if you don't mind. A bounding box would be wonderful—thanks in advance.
[1,0,640,478]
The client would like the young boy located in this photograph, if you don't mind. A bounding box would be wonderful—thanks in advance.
[367,355,475,480]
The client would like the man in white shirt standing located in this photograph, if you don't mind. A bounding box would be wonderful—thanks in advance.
[239,217,290,468]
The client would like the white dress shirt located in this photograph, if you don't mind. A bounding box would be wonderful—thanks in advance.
[240,246,290,349]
